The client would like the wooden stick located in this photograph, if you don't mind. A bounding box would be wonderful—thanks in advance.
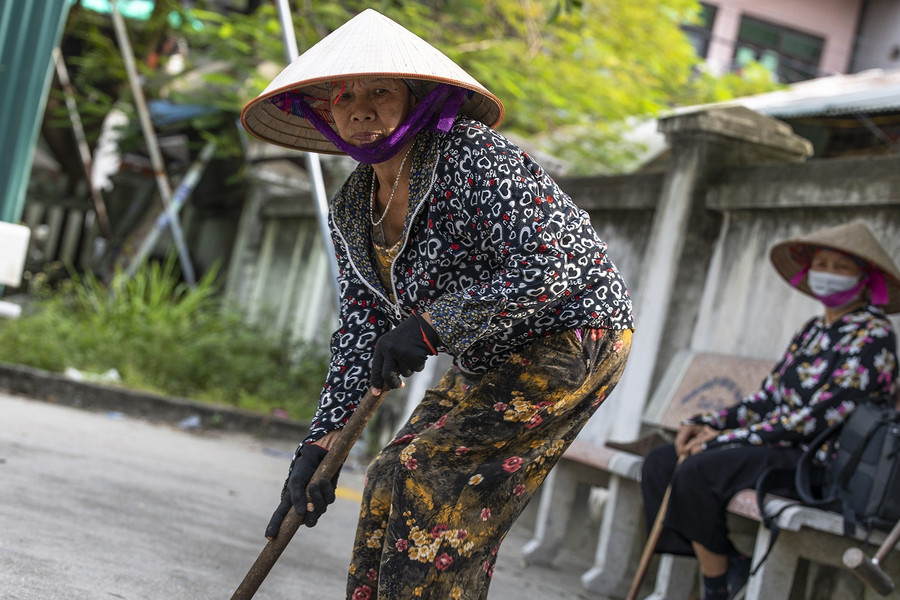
[626,454,686,600]
[843,518,900,595]
[230,389,387,600]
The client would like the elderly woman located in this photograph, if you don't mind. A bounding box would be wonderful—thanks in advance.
[241,9,633,600]
[640,221,899,600]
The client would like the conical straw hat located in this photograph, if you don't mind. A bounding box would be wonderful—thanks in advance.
[241,9,504,155]
[769,220,900,313]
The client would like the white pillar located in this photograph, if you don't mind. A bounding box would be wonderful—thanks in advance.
[605,146,705,443]
[604,107,812,444]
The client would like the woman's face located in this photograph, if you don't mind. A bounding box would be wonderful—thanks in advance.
[810,248,863,277]
[329,78,416,147]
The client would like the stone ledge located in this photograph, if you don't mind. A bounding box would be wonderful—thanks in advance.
[0,361,309,442]
[659,105,813,163]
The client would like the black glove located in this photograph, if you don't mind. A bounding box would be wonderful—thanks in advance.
[265,444,340,539]
[369,313,441,391]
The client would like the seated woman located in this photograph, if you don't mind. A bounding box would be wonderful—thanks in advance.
[641,220,899,600]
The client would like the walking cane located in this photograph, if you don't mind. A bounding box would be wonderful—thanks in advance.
[626,454,687,600]
[843,517,900,595]
[230,389,388,600]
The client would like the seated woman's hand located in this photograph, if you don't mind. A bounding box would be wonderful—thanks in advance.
[674,423,704,456]
[681,425,721,456]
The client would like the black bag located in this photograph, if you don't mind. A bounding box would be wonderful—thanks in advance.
[750,399,900,575]
[795,399,900,536]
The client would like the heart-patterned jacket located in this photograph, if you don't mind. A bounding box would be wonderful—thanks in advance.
[306,118,634,443]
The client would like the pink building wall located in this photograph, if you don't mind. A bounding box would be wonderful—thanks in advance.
[704,0,863,77]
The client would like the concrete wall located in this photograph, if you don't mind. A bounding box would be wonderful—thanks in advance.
[693,155,900,358]
[225,107,900,448]
[560,109,900,446]
[563,172,662,306]
[224,156,349,344]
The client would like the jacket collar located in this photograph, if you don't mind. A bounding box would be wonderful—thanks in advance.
[330,130,441,310]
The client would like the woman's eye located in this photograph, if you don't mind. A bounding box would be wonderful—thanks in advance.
[833,260,855,272]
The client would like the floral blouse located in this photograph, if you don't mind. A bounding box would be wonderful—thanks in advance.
[689,305,898,450]
[304,118,634,444]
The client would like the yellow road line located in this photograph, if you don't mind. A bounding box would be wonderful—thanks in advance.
[336,487,363,503]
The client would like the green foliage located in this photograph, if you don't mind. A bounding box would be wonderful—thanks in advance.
[320,0,700,136]
[673,62,786,106]
[0,257,327,420]
[60,1,268,156]
[158,5,285,116]
[283,0,780,173]
[57,0,783,173]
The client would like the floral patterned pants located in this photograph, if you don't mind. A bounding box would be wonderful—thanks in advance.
[346,327,633,600]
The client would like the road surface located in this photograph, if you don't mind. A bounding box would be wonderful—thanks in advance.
[1,391,600,599]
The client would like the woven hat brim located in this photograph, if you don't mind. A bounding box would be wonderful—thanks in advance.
[769,221,900,313]
[242,75,503,155]
[240,9,504,154]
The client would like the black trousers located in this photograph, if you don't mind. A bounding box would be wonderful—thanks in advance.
[641,443,802,556]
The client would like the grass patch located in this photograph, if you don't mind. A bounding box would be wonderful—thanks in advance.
[0,258,327,421]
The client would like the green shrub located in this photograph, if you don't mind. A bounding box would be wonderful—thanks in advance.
[0,258,327,420]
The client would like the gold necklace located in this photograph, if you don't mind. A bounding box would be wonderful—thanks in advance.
[370,144,414,228]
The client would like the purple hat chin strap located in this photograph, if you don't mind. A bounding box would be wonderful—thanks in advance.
[789,266,810,288]
[292,83,466,164]
[868,269,889,305]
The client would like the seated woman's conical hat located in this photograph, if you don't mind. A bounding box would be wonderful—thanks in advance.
[770,220,900,313]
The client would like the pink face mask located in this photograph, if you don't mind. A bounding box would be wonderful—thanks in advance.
[791,267,890,308]
[808,270,865,307]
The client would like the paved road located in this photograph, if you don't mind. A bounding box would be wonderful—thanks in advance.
[1,391,600,599]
